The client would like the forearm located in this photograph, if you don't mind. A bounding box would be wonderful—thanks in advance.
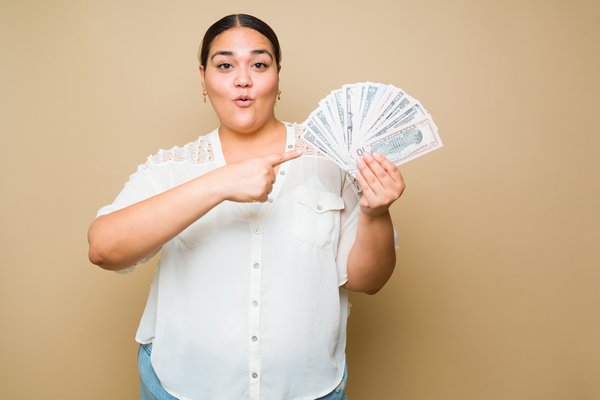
[345,210,396,294]
[88,150,301,271]
[88,171,224,270]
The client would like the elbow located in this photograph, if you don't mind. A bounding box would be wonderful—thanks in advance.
[88,226,140,271]
[88,236,134,271]
[345,261,395,295]
[88,224,106,268]
[88,244,130,271]
[343,278,386,295]
[88,246,101,266]
[87,224,119,271]
[88,244,107,269]
[88,240,113,270]
[364,286,382,296]
[362,280,386,295]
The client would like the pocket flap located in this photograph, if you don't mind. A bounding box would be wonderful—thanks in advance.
[296,186,345,213]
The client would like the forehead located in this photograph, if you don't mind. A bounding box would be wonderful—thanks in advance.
[209,27,274,55]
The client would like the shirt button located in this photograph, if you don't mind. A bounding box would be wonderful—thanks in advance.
[252,372,258,379]
[279,170,286,176]
[253,262,260,269]
[316,205,323,211]
[287,144,293,149]
[253,228,260,234]
[251,300,258,307]
[267,197,273,203]
[251,336,258,342]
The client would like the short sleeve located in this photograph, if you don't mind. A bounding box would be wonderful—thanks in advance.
[95,164,166,271]
[96,165,162,217]
[335,175,361,285]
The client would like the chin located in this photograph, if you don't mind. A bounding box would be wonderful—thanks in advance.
[227,114,274,134]
[223,119,260,134]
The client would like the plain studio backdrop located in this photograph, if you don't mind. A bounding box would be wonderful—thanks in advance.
[1,0,599,398]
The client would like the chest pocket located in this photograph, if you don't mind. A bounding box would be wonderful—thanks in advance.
[175,209,218,250]
[293,186,345,248]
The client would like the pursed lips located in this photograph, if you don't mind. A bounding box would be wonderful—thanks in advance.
[234,95,253,107]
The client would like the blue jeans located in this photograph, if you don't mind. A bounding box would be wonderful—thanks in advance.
[138,343,348,399]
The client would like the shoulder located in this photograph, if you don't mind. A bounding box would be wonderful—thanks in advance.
[137,130,217,172]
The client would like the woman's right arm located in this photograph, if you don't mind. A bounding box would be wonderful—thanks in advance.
[88,150,301,270]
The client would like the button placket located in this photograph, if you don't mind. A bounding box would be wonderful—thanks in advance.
[246,123,295,400]
[248,220,263,400]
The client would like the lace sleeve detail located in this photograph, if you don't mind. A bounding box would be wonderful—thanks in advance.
[138,135,214,171]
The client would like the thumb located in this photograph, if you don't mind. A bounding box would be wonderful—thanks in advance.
[264,149,303,167]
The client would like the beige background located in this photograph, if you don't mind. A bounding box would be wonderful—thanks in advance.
[1,0,599,398]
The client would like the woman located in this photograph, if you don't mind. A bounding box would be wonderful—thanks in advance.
[88,14,404,400]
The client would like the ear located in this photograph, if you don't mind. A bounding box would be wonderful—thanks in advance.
[199,65,206,90]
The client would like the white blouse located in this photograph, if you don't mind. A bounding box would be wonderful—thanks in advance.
[97,122,361,400]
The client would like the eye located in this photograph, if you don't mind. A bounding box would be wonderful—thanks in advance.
[253,62,269,69]
[217,63,233,70]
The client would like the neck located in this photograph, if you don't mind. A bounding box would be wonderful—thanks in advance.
[219,118,281,142]
[219,119,286,164]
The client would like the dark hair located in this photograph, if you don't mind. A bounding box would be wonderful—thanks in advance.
[198,14,282,71]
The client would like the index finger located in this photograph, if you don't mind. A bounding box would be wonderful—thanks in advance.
[265,149,303,167]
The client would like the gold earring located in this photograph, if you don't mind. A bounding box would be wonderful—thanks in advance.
[277,90,281,101]
[202,90,207,103]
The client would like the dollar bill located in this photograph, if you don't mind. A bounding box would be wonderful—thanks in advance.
[301,82,442,176]
[350,116,441,170]
[303,119,350,168]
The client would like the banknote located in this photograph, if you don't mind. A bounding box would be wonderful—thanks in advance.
[350,116,441,172]
[302,82,442,177]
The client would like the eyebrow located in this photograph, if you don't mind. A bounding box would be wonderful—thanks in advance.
[210,49,274,61]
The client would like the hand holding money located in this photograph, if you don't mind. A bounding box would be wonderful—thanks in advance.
[355,152,405,217]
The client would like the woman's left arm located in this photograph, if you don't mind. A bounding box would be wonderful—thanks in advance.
[344,152,405,295]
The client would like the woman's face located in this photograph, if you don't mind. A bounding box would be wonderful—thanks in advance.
[201,27,279,135]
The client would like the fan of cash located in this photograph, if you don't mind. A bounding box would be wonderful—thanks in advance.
[301,82,442,176]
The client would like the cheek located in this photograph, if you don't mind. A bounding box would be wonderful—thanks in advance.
[207,82,227,97]
[257,74,279,94]
[204,72,228,95]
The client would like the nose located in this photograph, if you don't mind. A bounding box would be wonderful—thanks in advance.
[234,67,252,88]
